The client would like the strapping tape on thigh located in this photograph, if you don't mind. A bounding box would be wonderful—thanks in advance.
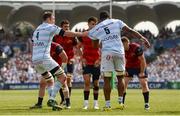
[43,72,53,81]
[116,71,125,76]
[102,72,112,77]
[54,68,64,77]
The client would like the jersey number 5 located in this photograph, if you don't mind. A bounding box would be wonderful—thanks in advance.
[104,27,110,34]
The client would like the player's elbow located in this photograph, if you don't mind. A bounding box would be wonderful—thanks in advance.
[60,51,68,63]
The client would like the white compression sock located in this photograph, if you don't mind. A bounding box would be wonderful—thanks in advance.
[51,81,62,99]
[47,86,54,100]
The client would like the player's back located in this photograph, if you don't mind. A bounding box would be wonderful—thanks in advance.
[32,23,58,61]
[89,19,125,55]
[125,43,141,68]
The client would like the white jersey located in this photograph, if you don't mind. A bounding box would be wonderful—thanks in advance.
[32,22,62,61]
[88,19,126,55]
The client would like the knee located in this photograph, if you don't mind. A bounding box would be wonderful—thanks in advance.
[140,81,148,89]
[84,81,90,87]
[40,82,46,89]
[93,86,99,91]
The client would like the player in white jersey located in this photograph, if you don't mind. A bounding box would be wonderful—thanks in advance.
[32,11,85,110]
[88,11,150,111]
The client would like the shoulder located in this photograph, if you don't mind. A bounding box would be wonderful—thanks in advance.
[130,43,143,56]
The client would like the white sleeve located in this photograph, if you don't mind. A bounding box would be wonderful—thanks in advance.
[88,28,98,40]
[118,20,127,29]
[51,25,62,35]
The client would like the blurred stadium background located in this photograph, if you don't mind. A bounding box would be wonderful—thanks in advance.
[0,0,180,90]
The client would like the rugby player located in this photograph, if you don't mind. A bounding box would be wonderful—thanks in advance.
[30,42,68,109]
[31,11,85,110]
[53,20,78,106]
[78,17,100,110]
[87,11,150,111]
[122,36,150,110]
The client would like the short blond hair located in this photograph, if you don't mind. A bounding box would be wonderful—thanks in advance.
[121,36,129,43]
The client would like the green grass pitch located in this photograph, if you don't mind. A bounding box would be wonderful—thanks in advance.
[0,89,180,115]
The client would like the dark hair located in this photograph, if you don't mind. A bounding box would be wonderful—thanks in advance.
[42,11,53,21]
[60,20,70,27]
[99,11,110,21]
[88,16,98,23]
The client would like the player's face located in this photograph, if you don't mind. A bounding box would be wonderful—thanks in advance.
[88,21,96,29]
[62,24,70,31]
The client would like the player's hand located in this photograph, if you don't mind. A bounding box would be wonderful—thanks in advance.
[82,31,88,37]
[94,59,100,67]
[69,59,74,64]
[139,72,145,78]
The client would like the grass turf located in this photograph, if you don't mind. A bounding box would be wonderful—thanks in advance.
[0,89,180,115]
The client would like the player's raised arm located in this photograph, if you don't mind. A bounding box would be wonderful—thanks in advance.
[122,26,151,48]
[63,30,88,38]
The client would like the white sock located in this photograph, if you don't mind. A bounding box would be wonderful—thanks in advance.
[118,96,123,104]
[51,81,61,99]
[94,100,98,105]
[47,86,54,100]
[84,100,88,106]
[105,100,111,107]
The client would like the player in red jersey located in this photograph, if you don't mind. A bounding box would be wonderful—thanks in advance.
[30,42,68,109]
[121,36,150,110]
[53,20,78,106]
[78,17,100,110]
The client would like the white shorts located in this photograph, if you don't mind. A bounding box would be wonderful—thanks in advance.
[101,52,125,72]
[33,58,59,75]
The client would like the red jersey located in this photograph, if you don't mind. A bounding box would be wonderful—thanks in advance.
[125,43,143,68]
[53,35,76,62]
[50,42,62,66]
[81,36,100,65]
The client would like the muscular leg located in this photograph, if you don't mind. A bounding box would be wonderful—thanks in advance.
[117,76,125,104]
[123,77,132,104]
[93,79,99,109]
[59,74,72,105]
[93,79,99,100]
[67,74,72,96]
[116,71,125,110]
[139,78,150,109]
[30,78,47,109]
[37,78,47,106]
[56,73,70,108]
[83,74,91,109]
[103,75,112,107]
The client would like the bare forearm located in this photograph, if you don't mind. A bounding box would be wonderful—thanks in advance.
[128,28,144,40]
[64,31,88,38]
[123,26,150,48]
